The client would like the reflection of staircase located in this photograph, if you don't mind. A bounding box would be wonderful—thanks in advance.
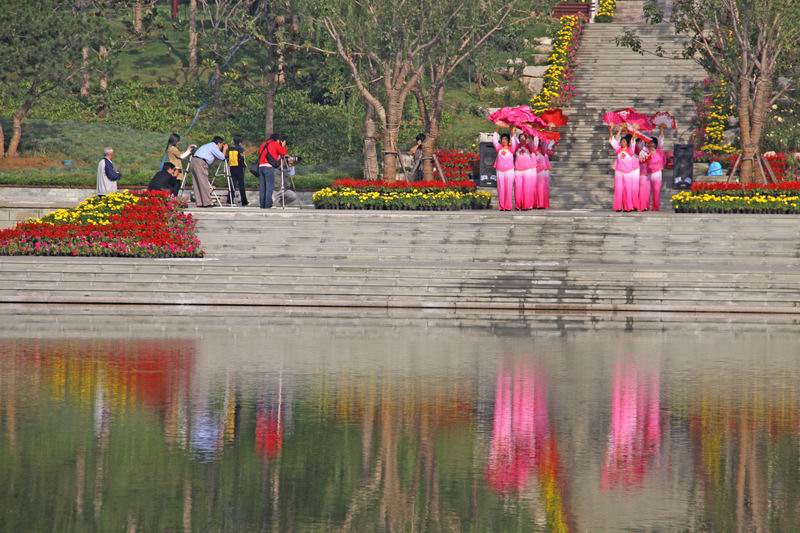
[549,1,707,209]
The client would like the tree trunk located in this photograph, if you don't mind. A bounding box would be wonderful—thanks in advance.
[382,97,403,181]
[98,46,109,118]
[264,72,276,138]
[421,84,445,182]
[0,120,5,158]
[172,0,179,20]
[80,47,91,98]
[212,64,222,107]
[188,0,198,76]
[7,100,33,158]
[363,103,379,180]
[133,1,143,34]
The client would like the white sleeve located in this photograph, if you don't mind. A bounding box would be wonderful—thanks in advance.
[180,147,193,159]
[492,132,501,151]
[610,137,620,151]
[511,136,519,151]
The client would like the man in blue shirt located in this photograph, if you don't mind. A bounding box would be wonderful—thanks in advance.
[190,136,227,207]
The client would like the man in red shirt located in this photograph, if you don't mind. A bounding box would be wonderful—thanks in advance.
[257,134,288,209]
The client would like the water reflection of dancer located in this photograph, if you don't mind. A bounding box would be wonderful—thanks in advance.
[601,361,661,490]
[486,361,572,531]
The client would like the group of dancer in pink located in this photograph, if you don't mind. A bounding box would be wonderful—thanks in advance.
[493,126,555,211]
[609,123,667,212]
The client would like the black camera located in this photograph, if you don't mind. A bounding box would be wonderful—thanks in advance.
[285,155,302,166]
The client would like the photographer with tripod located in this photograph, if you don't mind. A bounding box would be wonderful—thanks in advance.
[191,136,228,208]
[257,133,287,209]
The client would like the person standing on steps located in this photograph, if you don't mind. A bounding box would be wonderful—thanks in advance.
[164,133,195,186]
[227,135,248,206]
[537,138,554,209]
[513,132,537,210]
[493,125,517,211]
[639,125,666,211]
[609,125,639,212]
[257,133,288,209]
[96,147,122,197]
[191,136,228,208]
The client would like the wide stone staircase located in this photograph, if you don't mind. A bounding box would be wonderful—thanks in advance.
[549,0,707,209]
[1,209,799,313]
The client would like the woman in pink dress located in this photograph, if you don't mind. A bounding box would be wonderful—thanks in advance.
[639,126,666,211]
[493,126,517,211]
[534,138,553,209]
[609,125,639,212]
[513,133,537,210]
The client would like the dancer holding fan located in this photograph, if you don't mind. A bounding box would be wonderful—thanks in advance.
[608,124,639,212]
[513,132,537,210]
[639,124,667,211]
[493,125,517,211]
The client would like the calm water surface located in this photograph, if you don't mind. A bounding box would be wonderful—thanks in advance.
[1,307,799,532]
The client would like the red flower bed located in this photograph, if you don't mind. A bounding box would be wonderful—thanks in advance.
[436,150,479,181]
[0,191,203,258]
[332,178,476,192]
[691,181,800,192]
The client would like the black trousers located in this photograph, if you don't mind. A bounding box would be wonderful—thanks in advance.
[228,169,248,205]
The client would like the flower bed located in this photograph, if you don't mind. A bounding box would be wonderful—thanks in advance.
[331,179,476,193]
[531,15,586,113]
[595,0,616,22]
[699,79,736,156]
[313,187,492,210]
[672,191,800,214]
[0,190,203,257]
[690,181,800,196]
[436,150,479,181]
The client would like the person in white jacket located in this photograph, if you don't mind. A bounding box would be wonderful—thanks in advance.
[96,147,122,196]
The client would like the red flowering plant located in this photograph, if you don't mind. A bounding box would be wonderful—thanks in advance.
[332,178,477,193]
[436,149,479,181]
[690,180,800,197]
[0,190,203,258]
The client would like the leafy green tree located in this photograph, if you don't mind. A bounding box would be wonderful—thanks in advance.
[413,0,543,181]
[622,0,800,181]
[0,0,84,157]
[672,0,800,181]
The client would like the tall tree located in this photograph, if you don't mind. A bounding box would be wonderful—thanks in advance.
[413,0,535,181]
[623,0,800,181]
[0,0,82,157]
[189,0,199,75]
[315,0,435,180]
[250,0,299,138]
[198,0,257,106]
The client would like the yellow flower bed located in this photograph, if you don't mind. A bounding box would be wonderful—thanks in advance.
[34,191,140,226]
[672,191,800,213]
[313,187,492,210]
[596,0,616,21]
[531,15,584,113]
[701,80,736,155]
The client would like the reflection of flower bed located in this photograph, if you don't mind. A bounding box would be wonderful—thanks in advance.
[0,190,203,257]
[672,190,800,214]
[313,187,492,210]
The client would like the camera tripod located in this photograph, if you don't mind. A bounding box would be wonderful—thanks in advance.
[274,158,297,209]
[178,157,234,207]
